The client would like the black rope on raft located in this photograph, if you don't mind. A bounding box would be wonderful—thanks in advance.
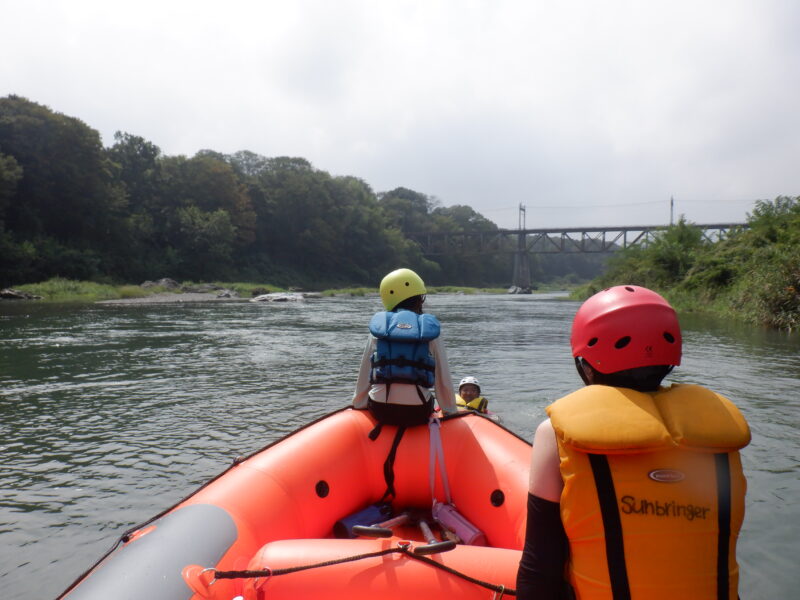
[212,545,516,596]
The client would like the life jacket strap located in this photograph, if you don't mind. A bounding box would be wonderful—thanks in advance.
[368,422,383,441]
[370,356,435,387]
[715,453,732,600]
[378,425,407,502]
[372,356,435,372]
[588,454,631,600]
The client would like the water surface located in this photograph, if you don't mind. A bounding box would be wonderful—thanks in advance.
[0,294,797,598]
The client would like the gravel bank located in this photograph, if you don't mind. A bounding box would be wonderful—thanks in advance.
[97,292,242,304]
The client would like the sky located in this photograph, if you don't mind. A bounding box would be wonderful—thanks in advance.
[2,0,799,229]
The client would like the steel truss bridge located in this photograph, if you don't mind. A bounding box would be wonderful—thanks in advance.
[408,222,748,290]
[407,223,747,256]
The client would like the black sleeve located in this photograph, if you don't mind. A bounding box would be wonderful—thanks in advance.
[515,493,570,600]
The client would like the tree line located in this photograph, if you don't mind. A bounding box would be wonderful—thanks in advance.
[0,95,606,289]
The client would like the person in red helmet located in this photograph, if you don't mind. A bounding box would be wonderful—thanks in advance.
[516,285,751,600]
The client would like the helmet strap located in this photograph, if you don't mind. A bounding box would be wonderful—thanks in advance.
[575,357,593,386]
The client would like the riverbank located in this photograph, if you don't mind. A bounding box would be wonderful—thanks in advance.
[4,278,523,305]
[97,292,238,304]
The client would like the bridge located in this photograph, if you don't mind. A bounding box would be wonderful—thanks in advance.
[407,223,747,256]
[408,221,748,291]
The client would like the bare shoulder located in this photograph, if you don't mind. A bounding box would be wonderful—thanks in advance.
[529,418,563,501]
[535,418,555,438]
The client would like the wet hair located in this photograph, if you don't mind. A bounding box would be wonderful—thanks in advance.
[576,358,672,392]
[393,294,424,314]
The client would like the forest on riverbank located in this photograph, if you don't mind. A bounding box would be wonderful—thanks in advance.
[0,95,604,289]
[577,196,800,330]
[3,95,795,329]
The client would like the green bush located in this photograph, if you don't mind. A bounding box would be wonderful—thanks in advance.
[577,197,800,330]
[17,278,119,302]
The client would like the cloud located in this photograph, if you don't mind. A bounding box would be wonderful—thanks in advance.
[1,0,798,228]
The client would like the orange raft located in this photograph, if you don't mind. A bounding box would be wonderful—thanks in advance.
[59,408,531,600]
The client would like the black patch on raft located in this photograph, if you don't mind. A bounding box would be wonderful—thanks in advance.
[67,504,237,600]
[490,489,505,507]
[316,480,330,498]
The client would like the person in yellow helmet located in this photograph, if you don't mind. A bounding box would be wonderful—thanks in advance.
[516,285,750,600]
[352,268,457,426]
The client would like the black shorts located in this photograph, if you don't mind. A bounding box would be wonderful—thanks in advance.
[367,396,433,426]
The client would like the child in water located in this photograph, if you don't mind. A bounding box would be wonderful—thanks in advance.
[455,376,489,414]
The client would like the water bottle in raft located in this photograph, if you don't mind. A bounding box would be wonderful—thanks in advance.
[432,500,487,546]
[333,503,393,538]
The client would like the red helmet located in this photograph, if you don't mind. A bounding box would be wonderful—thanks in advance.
[571,285,682,374]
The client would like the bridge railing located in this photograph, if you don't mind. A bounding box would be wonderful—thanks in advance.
[407,223,748,255]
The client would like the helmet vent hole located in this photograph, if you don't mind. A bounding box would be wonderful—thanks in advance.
[614,336,631,349]
[663,332,675,343]
[624,286,635,292]
[587,337,598,347]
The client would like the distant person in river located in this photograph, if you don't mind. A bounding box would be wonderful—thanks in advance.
[352,268,457,426]
[456,376,489,414]
[516,285,751,600]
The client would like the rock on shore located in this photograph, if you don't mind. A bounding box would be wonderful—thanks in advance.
[0,288,42,300]
[251,292,305,302]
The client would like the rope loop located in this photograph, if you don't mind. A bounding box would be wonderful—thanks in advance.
[200,567,217,586]
[210,545,516,596]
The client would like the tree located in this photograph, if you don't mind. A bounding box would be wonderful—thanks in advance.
[0,96,128,282]
[182,153,256,246]
[108,132,163,214]
[175,206,236,279]
[378,187,437,234]
[0,96,126,246]
[226,150,270,178]
[0,152,22,222]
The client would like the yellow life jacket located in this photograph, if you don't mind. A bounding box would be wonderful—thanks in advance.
[546,384,750,600]
[456,394,488,413]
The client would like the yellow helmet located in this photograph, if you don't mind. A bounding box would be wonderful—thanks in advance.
[379,268,426,310]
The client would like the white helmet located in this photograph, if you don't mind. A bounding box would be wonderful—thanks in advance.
[458,376,480,393]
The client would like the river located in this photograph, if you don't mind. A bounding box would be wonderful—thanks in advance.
[0,293,798,599]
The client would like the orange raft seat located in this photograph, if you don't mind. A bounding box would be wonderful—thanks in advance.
[240,538,522,600]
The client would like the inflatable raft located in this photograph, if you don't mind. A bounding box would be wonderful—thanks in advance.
[58,408,531,599]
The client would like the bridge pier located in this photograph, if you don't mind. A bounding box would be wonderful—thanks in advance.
[510,229,532,294]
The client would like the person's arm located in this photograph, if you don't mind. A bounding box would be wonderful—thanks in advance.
[431,337,457,415]
[352,336,375,409]
[528,419,563,502]
[516,419,568,600]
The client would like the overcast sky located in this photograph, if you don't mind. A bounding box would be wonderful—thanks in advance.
[2,1,798,229]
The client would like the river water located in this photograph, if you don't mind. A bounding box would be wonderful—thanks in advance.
[0,293,797,599]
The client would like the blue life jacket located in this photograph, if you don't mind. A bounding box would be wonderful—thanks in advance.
[369,309,441,387]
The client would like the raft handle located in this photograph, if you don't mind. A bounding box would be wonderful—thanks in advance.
[413,518,456,555]
[351,525,393,537]
[352,512,411,538]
